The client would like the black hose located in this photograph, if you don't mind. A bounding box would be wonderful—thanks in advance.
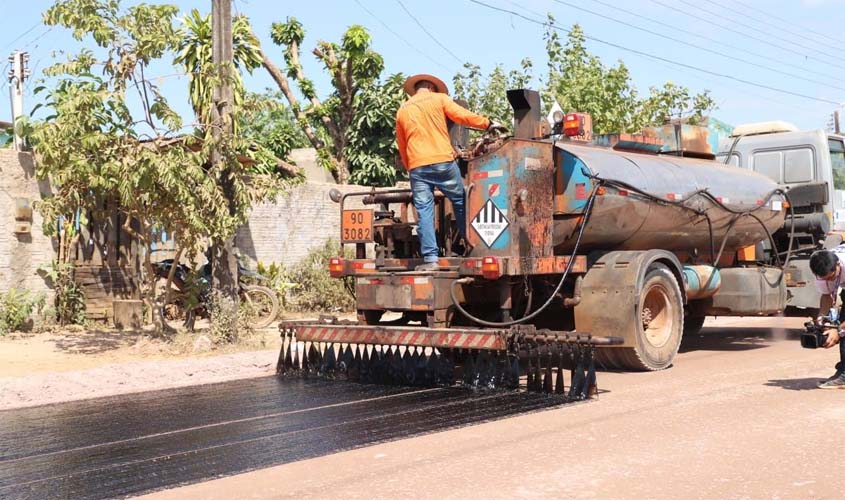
[449,187,599,327]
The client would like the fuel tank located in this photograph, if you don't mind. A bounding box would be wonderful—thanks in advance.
[552,143,787,256]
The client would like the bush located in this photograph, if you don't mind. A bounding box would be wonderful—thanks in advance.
[38,261,86,326]
[0,289,46,335]
[280,240,355,313]
[255,261,297,310]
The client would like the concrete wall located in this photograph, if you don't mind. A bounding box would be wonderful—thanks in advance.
[235,182,370,267]
[0,149,54,295]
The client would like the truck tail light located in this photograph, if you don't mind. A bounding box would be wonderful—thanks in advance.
[328,257,344,278]
[563,113,584,137]
[481,256,502,280]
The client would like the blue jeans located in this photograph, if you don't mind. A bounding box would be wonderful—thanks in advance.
[409,161,466,263]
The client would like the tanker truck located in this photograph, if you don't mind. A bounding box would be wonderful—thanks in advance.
[278,89,794,395]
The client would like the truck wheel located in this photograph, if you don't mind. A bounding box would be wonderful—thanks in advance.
[683,315,706,336]
[615,263,684,371]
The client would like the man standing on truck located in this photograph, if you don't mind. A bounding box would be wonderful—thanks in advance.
[396,74,506,271]
[809,249,845,389]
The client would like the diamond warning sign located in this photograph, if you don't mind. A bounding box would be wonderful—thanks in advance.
[471,199,509,247]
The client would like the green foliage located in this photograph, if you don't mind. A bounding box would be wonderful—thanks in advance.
[38,261,86,326]
[0,289,46,335]
[255,261,298,310]
[239,89,308,174]
[34,0,283,258]
[174,8,263,127]
[207,289,245,343]
[346,73,407,186]
[282,241,355,313]
[453,58,534,128]
[543,20,716,133]
[267,18,392,184]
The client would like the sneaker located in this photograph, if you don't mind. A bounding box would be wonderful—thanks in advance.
[415,262,440,271]
[818,376,845,390]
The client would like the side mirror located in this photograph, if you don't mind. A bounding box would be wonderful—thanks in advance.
[329,188,342,203]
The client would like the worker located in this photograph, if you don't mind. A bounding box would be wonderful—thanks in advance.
[809,248,845,389]
[396,73,506,271]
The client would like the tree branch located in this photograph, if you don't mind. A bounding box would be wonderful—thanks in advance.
[257,45,326,151]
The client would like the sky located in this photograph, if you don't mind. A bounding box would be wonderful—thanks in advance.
[1,0,845,131]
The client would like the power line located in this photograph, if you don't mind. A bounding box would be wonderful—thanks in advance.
[354,0,457,74]
[21,26,54,51]
[511,0,821,114]
[586,0,844,87]
[551,0,845,93]
[704,0,843,48]
[732,0,845,47]
[0,21,42,53]
[467,0,840,106]
[650,0,842,71]
[394,0,464,66]
[678,0,843,62]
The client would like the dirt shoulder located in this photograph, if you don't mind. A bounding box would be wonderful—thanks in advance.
[0,323,285,410]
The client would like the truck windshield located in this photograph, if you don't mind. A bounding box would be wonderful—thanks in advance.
[830,138,845,189]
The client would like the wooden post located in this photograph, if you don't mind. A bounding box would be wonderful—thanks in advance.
[210,0,239,332]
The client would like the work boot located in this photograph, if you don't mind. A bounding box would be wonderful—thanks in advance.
[818,375,845,389]
[415,262,440,271]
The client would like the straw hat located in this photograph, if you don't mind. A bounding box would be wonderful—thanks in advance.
[403,74,449,96]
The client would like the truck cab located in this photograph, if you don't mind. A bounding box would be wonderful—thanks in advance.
[717,122,845,312]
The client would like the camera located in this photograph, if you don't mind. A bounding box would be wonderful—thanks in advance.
[802,321,831,349]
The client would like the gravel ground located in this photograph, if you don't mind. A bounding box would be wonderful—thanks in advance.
[0,348,279,410]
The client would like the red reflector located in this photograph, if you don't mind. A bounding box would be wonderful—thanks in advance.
[618,189,629,197]
[328,257,344,278]
[481,256,502,280]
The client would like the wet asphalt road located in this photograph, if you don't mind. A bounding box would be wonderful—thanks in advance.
[0,376,569,499]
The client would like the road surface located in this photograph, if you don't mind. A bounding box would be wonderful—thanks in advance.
[146,316,845,499]
[2,316,843,499]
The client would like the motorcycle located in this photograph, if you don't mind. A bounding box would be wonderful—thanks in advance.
[152,258,279,331]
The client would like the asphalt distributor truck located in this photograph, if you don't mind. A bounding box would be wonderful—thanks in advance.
[278,89,807,399]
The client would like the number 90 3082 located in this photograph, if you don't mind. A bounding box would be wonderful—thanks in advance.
[341,209,374,243]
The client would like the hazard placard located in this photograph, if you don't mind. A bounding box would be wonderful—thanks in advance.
[471,199,509,247]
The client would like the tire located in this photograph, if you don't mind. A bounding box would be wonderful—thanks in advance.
[241,285,279,329]
[683,315,706,336]
[613,263,684,371]
[154,277,187,325]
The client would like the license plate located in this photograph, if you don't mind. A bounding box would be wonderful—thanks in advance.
[341,209,374,243]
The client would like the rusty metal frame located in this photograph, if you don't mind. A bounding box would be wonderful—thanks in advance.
[280,319,623,351]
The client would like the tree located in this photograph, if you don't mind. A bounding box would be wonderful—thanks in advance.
[544,20,715,134]
[32,0,280,330]
[453,58,534,127]
[259,17,389,184]
[345,73,406,186]
[238,89,308,174]
[174,8,262,127]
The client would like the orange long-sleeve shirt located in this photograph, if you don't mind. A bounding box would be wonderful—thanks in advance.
[395,91,490,170]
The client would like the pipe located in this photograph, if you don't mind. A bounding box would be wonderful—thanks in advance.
[361,191,445,205]
[517,330,624,345]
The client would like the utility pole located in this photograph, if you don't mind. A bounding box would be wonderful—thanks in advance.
[210,0,239,332]
[7,51,29,151]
